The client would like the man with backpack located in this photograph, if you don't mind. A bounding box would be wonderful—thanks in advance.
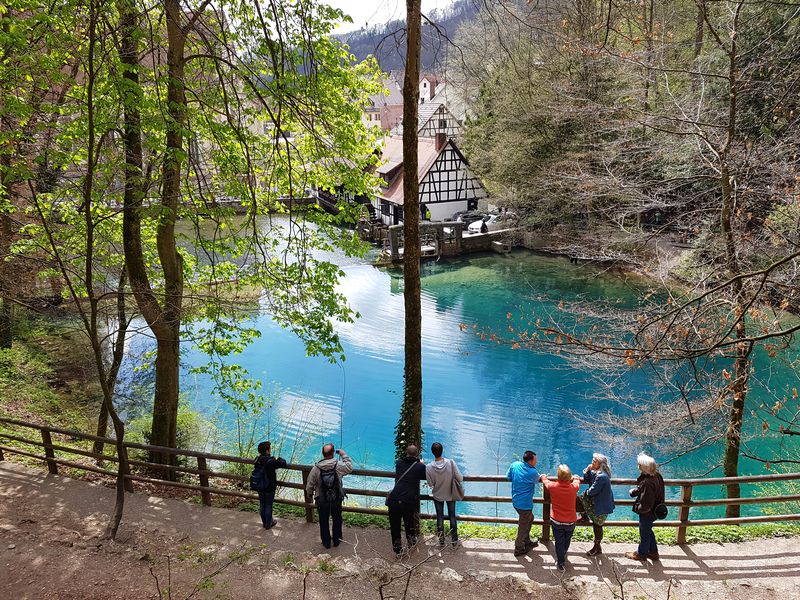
[250,441,287,530]
[386,444,427,556]
[306,443,353,549]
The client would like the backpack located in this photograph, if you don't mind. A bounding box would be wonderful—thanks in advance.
[249,458,271,492]
[319,468,342,503]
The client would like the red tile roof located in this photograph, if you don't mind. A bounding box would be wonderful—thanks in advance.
[378,136,445,206]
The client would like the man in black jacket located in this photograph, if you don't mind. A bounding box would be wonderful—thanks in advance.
[387,444,427,555]
[255,441,287,529]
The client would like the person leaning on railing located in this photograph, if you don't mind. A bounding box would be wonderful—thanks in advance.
[578,452,615,557]
[425,442,464,547]
[387,444,427,556]
[540,465,582,571]
[625,453,666,562]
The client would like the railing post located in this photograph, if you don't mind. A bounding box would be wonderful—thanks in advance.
[301,468,314,523]
[197,456,211,506]
[677,484,693,545]
[0,445,4,461]
[40,428,58,474]
[541,486,551,543]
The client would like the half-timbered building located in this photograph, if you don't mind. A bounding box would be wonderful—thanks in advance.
[390,102,464,139]
[373,134,488,226]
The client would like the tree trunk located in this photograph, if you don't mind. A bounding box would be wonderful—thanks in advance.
[717,6,749,518]
[691,1,705,91]
[150,332,180,456]
[0,296,12,349]
[720,162,750,518]
[145,0,186,466]
[118,0,184,471]
[396,0,423,458]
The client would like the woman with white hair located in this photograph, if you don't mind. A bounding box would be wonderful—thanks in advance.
[626,453,665,561]
[579,453,615,556]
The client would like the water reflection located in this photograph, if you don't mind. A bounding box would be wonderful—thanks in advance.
[116,243,798,517]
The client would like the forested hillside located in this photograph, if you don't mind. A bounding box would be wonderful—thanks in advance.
[450,0,800,490]
[337,0,478,72]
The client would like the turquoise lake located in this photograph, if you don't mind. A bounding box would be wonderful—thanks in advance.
[119,246,798,517]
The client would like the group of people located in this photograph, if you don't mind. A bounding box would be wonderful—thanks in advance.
[505,450,665,570]
[252,441,666,567]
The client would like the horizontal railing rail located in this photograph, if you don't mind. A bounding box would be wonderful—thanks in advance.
[0,415,798,543]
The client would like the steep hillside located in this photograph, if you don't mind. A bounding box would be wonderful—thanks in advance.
[337,0,477,72]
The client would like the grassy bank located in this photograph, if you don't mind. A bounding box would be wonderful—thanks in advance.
[238,501,800,545]
[0,312,101,432]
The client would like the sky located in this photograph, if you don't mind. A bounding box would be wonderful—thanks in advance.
[325,0,456,33]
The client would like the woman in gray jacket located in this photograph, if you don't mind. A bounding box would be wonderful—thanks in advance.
[426,442,464,546]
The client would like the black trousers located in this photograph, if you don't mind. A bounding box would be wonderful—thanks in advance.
[387,499,416,553]
[317,500,343,547]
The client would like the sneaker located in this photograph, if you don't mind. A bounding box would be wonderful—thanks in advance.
[556,562,565,571]
[646,552,660,561]
[625,551,645,561]
[514,549,529,557]
[525,539,539,550]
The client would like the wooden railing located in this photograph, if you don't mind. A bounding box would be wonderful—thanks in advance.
[1,416,799,543]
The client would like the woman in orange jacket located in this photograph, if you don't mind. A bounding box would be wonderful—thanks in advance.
[540,465,581,571]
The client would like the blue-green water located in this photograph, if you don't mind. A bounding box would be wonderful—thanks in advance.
[120,248,799,517]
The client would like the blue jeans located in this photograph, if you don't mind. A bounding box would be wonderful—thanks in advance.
[258,489,276,528]
[552,522,576,566]
[433,500,458,543]
[638,514,658,556]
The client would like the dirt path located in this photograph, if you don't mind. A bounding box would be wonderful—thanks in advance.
[1,461,798,599]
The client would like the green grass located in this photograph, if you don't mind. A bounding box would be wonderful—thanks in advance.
[237,501,800,545]
[0,313,99,432]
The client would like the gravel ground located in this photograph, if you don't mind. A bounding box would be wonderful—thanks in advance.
[1,461,798,600]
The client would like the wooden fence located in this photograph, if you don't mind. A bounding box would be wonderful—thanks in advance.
[1,416,799,544]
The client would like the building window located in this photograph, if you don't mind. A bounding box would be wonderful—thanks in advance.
[439,119,446,130]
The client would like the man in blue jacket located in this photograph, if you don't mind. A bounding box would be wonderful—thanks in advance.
[506,450,540,556]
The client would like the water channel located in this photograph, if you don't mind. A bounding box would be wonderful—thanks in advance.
[118,232,798,518]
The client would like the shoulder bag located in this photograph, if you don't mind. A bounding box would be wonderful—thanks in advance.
[385,461,420,506]
[449,460,465,501]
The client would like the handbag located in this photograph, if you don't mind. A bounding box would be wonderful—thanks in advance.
[449,460,465,501]
[385,461,419,506]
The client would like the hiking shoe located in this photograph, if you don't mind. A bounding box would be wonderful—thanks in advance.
[586,544,602,556]
[646,552,660,561]
[625,551,645,561]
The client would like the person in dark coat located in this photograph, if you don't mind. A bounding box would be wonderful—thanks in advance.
[254,441,287,529]
[626,453,665,561]
[387,444,427,555]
